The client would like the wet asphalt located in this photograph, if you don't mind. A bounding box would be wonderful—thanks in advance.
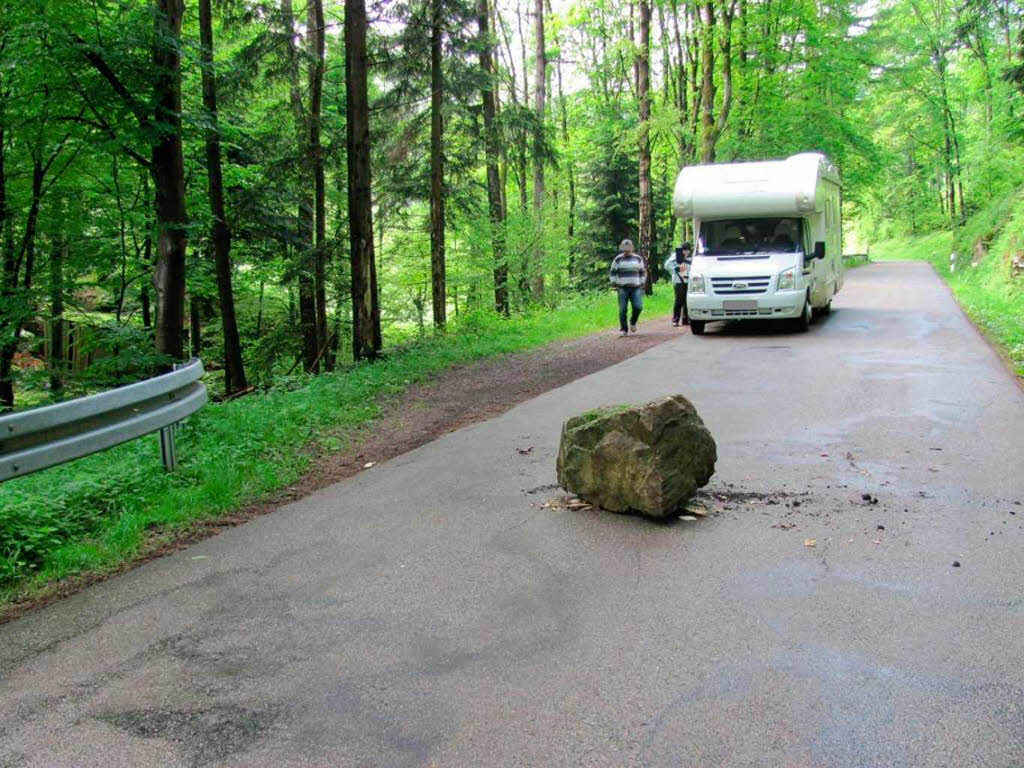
[1,261,1022,767]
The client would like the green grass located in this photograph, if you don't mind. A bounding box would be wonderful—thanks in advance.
[868,189,1024,376]
[842,253,872,269]
[0,287,673,604]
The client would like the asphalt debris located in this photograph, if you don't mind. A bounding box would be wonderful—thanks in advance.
[952,561,961,568]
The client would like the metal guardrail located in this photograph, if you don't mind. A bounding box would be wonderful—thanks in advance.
[0,358,207,482]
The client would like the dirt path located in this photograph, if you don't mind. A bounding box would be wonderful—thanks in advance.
[2,313,678,622]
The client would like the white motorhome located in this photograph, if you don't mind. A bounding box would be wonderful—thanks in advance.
[672,152,842,334]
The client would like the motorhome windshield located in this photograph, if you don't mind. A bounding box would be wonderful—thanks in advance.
[700,218,803,256]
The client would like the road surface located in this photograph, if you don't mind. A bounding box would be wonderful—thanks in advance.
[2,262,1022,767]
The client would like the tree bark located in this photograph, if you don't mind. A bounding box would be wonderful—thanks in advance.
[555,45,575,279]
[637,0,653,295]
[189,295,202,357]
[282,0,320,373]
[151,0,189,362]
[531,0,546,297]
[346,0,381,359]
[430,0,446,328]
[478,0,509,315]
[0,119,15,410]
[309,0,329,366]
[698,0,735,163]
[49,238,65,395]
[198,0,247,392]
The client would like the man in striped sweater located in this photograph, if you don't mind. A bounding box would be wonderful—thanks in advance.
[609,239,647,336]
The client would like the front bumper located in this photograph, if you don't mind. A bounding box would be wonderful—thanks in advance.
[687,289,804,321]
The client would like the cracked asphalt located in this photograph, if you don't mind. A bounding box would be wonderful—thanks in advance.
[1,261,1022,767]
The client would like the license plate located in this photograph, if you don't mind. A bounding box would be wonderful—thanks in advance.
[722,300,757,310]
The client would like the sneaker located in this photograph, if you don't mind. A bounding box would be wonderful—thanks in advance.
[672,320,679,327]
[620,330,628,337]
[682,318,690,326]
[629,324,637,333]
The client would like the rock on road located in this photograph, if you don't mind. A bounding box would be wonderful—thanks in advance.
[2,261,1023,767]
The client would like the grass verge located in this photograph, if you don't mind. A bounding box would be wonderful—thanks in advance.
[868,190,1024,377]
[0,288,673,606]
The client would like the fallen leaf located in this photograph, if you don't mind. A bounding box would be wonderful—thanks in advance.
[679,515,698,521]
[804,538,817,548]
[517,447,534,455]
[191,555,208,561]
[363,461,375,469]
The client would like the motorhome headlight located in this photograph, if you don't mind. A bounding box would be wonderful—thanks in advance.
[777,267,796,292]
[689,274,705,293]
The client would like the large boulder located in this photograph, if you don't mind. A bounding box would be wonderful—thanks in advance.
[555,395,716,518]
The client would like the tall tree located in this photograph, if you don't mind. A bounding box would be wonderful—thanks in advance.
[346,0,381,359]
[198,0,247,393]
[281,0,320,373]
[430,0,446,328]
[309,0,329,364]
[698,0,737,163]
[479,0,509,314]
[531,0,546,296]
[149,0,189,361]
[637,0,654,294]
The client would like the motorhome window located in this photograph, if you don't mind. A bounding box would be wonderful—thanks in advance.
[700,218,803,255]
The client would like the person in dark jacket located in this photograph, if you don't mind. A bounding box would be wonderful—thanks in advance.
[609,239,647,336]
[663,241,692,326]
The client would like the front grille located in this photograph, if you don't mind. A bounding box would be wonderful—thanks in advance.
[710,308,777,317]
[710,275,771,295]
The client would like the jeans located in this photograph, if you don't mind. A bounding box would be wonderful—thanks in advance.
[617,286,644,331]
[672,282,688,323]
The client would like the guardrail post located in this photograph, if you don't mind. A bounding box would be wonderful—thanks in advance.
[159,362,181,472]
[159,424,177,472]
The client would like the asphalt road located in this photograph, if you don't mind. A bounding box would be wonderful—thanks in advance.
[2,262,1023,768]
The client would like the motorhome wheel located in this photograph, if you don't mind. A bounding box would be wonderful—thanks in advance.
[690,321,706,335]
[794,296,812,332]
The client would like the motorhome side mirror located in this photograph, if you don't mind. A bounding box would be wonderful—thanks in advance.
[813,241,826,259]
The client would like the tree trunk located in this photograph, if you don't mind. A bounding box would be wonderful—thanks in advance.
[698,0,735,163]
[514,1,529,216]
[282,0,320,373]
[0,120,15,410]
[479,0,508,315]
[430,0,447,328]
[309,0,329,367]
[141,280,151,328]
[199,0,247,393]
[531,0,546,297]
[637,0,653,295]
[555,47,575,279]
[346,0,381,360]
[49,238,66,395]
[298,267,318,368]
[189,295,202,358]
[151,0,189,363]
